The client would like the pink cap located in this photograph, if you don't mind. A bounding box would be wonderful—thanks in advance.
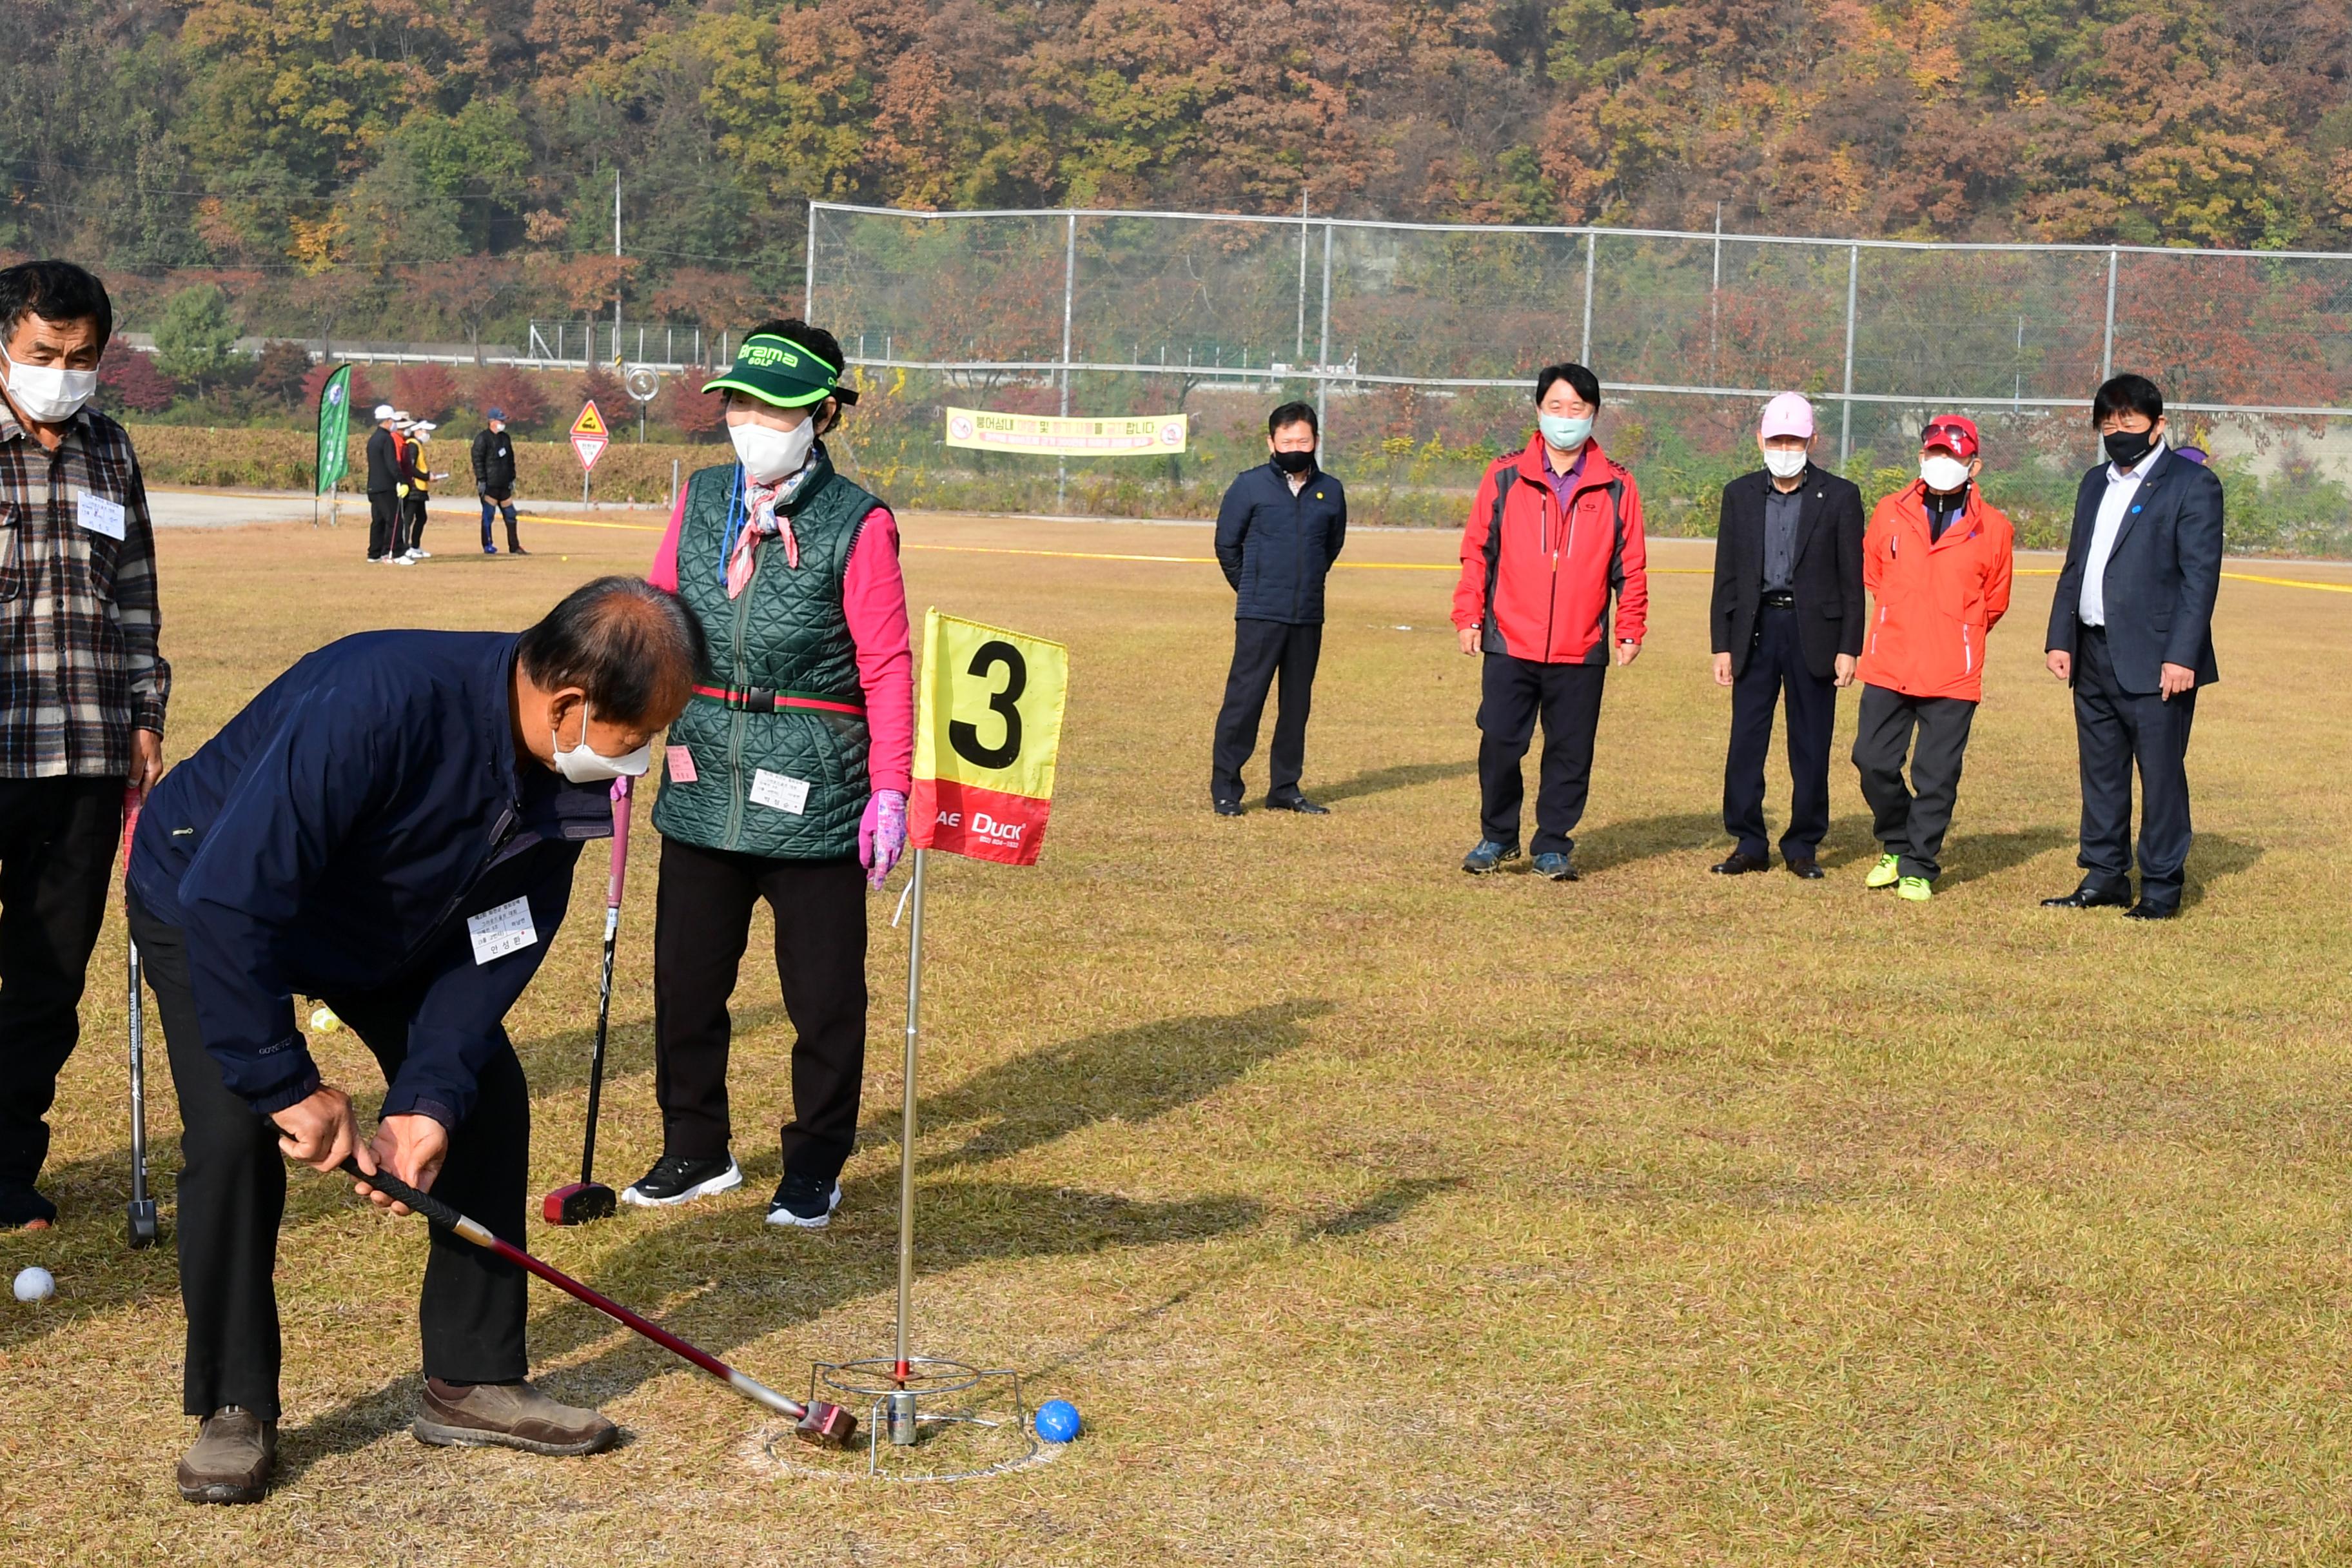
[1759,392,1815,440]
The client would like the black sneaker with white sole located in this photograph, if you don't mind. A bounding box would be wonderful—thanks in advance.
[766,1171,843,1229]
[620,1153,742,1208]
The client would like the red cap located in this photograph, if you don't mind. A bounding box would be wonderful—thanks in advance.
[1921,415,1979,460]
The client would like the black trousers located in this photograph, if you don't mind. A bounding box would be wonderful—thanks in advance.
[0,777,124,1203]
[1852,683,1977,881]
[402,491,428,552]
[1477,654,1606,858]
[480,492,522,551]
[1210,618,1322,804]
[2073,623,2197,906]
[652,838,867,1182]
[128,892,531,1420]
[1722,605,1837,861]
[366,489,400,560]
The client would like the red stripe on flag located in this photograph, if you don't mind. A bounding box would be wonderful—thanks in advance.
[910,778,1052,866]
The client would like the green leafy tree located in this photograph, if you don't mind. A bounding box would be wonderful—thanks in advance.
[153,285,240,392]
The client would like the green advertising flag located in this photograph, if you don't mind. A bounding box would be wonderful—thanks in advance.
[314,363,353,496]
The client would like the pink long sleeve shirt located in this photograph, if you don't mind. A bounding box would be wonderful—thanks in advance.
[649,486,915,796]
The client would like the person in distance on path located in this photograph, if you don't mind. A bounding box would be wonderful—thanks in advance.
[626,320,912,1230]
[0,259,172,1229]
[1451,362,1648,881]
[1708,392,1864,879]
[1210,400,1347,816]
[126,578,701,1503]
[472,407,527,555]
[363,402,402,562]
[2040,374,2222,921]
[1850,415,2014,902]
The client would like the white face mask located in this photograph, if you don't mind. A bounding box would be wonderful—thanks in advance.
[1,346,98,424]
[729,415,816,484]
[551,703,650,783]
[1919,455,1971,494]
[1761,447,1809,480]
[1537,413,1593,452]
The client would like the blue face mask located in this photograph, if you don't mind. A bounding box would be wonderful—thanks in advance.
[1538,413,1593,451]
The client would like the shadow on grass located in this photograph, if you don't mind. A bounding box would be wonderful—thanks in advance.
[271,1000,1327,1479]
[1310,759,1476,807]
[1295,1175,1464,1241]
[1573,812,1722,872]
[1939,825,2075,887]
[2182,832,2264,910]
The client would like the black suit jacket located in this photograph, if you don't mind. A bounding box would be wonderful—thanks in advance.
[2044,447,2222,693]
[1710,465,1866,680]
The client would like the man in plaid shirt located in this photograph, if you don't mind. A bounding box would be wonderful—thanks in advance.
[0,260,170,1228]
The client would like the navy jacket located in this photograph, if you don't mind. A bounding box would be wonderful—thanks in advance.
[127,631,613,1127]
[1214,462,1347,624]
[2044,447,2223,693]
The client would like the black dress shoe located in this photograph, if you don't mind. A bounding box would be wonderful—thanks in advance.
[1709,850,1769,876]
[1212,799,1244,818]
[1266,795,1330,816]
[1783,855,1825,880]
[2041,881,2132,909]
[2123,900,2177,921]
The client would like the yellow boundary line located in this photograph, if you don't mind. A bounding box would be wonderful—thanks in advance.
[511,514,2352,593]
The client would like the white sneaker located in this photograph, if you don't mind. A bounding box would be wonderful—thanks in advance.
[413,549,433,559]
[392,554,416,566]
[620,1154,743,1208]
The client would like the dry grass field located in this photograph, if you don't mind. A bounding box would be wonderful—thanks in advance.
[3,504,2350,1565]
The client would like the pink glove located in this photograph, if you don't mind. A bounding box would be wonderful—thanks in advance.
[859,789,908,890]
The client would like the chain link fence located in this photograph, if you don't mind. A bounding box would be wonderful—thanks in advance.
[807,203,2352,553]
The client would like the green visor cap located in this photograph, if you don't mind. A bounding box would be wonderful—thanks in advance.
[701,333,858,407]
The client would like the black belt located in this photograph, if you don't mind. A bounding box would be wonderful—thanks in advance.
[2077,620,2107,638]
[1760,590,1796,609]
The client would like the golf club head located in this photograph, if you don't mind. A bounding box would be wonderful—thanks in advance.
[792,1401,858,1449]
[126,1199,159,1250]
[542,1182,618,1226]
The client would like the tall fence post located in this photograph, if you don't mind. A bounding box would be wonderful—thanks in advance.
[2101,246,2119,380]
[804,200,818,319]
[1316,220,1334,436]
[1057,210,1077,511]
[1839,242,1859,467]
[1295,191,1309,364]
[1580,231,1596,364]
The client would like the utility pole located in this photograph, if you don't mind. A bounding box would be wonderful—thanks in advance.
[612,170,623,359]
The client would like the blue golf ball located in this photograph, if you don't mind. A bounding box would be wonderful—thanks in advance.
[1034,1398,1082,1444]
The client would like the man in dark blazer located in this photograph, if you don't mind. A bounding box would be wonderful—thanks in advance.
[1210,401,1347,816]
[2041,374,2222,921]
[1708,393,1865,878]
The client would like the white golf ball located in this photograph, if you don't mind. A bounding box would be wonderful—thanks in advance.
[14,1266,55,1303]
[309,1006,341,1034]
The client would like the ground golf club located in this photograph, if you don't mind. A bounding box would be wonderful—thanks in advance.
[121,788,158,1251]
[542,776,630,1226]
[337,1155,856,1447]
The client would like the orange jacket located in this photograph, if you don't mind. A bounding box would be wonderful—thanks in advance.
[1452,435,1648,663]
[1856,482,2014,703]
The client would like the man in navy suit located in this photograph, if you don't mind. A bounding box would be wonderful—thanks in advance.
[2041,374,2222,921]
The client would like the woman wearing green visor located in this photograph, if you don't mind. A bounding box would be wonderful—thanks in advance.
[629,319,912,1228]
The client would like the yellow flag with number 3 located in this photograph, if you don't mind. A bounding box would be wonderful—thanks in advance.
[910,609,1068,865]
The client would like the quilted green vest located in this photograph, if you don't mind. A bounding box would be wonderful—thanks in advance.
[651,449,880,859]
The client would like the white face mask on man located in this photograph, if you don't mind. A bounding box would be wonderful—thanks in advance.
[1761,447,1809,480]
[551,702,651,783]
[1919,455,1971,494]
[729,415,816,484]
[0,346,98,424]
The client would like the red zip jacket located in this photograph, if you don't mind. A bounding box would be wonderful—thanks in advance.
[1857,481,2015,703]
[1452,435,1649,663]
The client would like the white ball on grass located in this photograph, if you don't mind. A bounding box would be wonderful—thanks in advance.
[14,1266,55,1302]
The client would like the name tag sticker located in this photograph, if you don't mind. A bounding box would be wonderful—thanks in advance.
[76,492,126,540]
[665,745,698,783]
[750,769,810,815]
[466,896,538,966]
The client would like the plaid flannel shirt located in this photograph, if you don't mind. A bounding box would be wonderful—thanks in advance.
[0,403,170,777]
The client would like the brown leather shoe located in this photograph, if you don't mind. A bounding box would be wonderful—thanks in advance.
[177,1406,276,1504]
[415,1377,619,1456]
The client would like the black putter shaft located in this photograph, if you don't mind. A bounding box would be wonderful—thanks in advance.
[122,788,158,1249]
[339,1155,855,1445]
[544,778,629,1225]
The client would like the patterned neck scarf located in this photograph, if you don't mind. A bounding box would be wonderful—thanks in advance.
[724,460,821,598]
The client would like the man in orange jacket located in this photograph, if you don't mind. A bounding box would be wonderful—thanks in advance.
[1851,415,2014,901]
[1451,362,1648,881]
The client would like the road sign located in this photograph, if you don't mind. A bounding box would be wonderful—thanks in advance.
[571,400,609,471]
[623,366,660,402]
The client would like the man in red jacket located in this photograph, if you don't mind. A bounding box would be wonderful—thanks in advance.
[1451,362,1648,881]
[1852,415,2015,901]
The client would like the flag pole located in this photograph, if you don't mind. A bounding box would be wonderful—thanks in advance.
[894,846,928,1387]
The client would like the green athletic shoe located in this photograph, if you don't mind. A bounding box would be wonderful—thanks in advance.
[1897,876,1933,902]
[1865,853,1901,889]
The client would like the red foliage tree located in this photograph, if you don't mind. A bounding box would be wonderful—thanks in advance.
[391,363,462,423]
[470,366,550,432]
[656,367,725,440]
[571,367,628,431]
[300,362,378,420]
[99,339,179,415]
